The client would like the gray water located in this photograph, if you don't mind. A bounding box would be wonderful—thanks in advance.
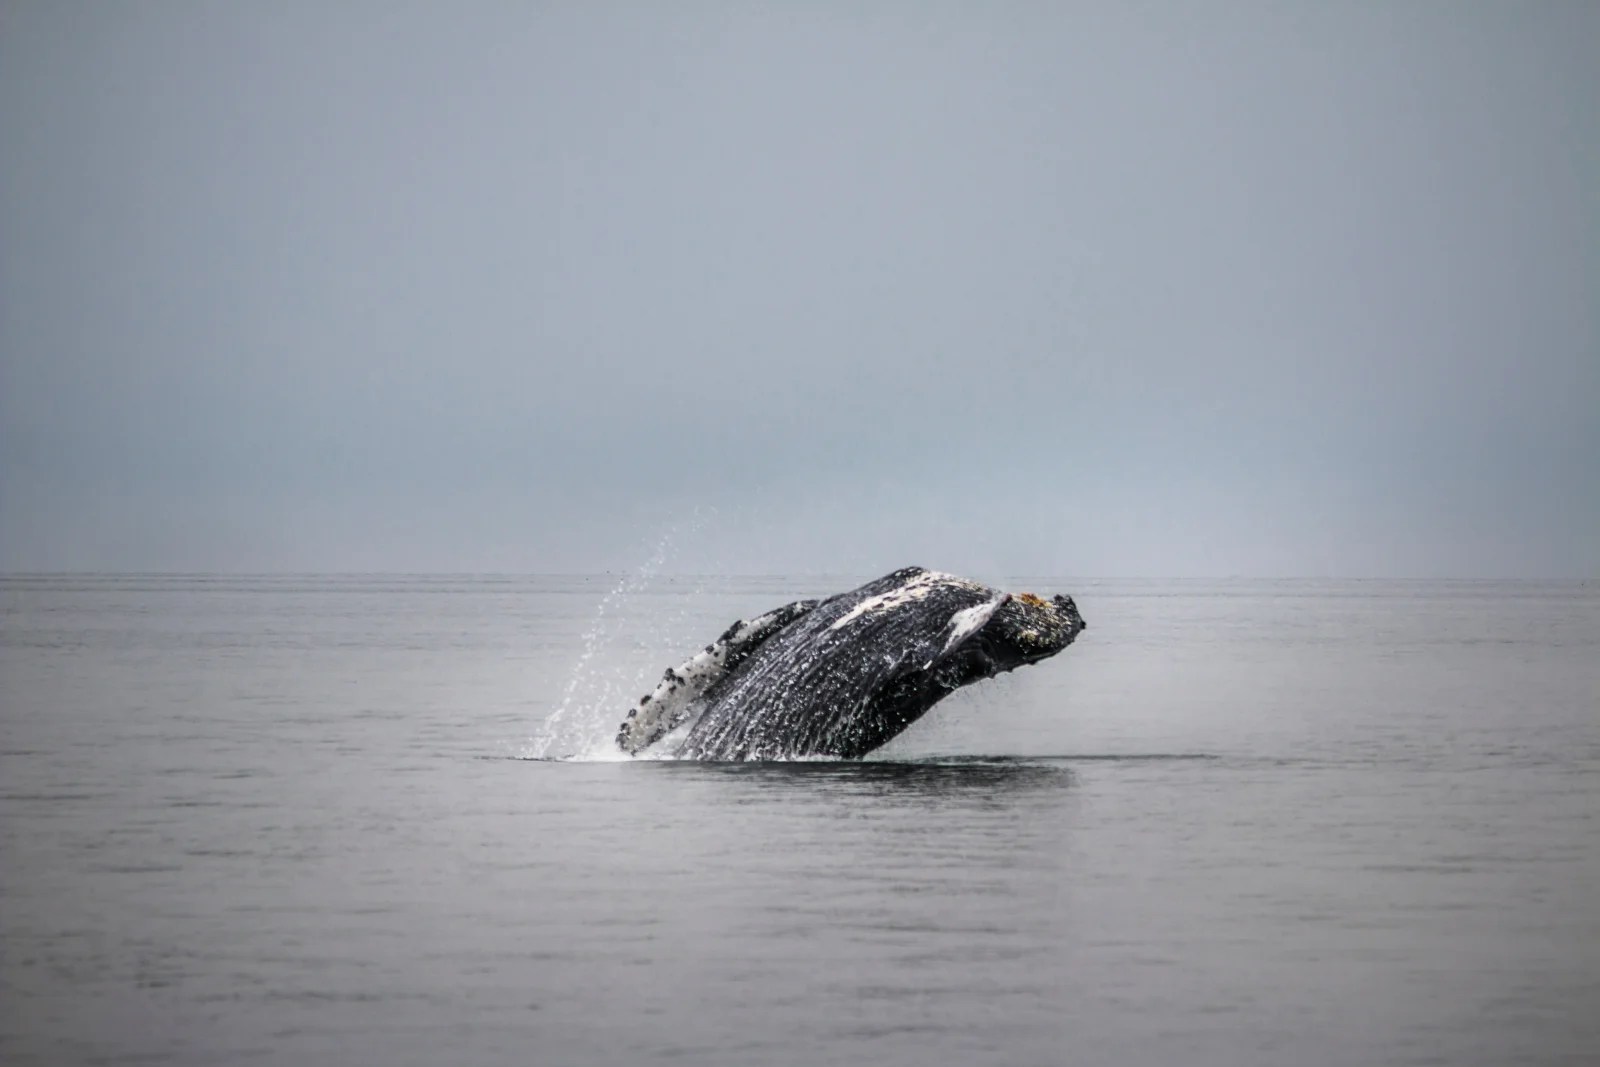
[2,574,1596,1066]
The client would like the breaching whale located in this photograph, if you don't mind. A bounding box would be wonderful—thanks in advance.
[617,566,1087,761]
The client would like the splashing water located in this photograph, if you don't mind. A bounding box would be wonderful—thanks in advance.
[520,513,711,760]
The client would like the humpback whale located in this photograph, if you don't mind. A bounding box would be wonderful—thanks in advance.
[617,566,1086,760]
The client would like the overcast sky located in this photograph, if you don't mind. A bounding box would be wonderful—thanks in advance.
[2,2,1595,577]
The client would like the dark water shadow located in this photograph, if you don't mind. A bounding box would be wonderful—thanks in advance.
[505,752,1227,809]
[503,753,1217,765]
[647,756,1076,801]
[503,752,1223,801]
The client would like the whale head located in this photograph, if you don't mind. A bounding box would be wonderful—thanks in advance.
[973,590,1087,673]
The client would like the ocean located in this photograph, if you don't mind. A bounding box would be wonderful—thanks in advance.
[1,573,1596,1065]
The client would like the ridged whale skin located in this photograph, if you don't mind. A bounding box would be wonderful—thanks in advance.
[617,566,1087,761]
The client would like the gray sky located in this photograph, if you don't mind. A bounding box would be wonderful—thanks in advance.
[2,2,1596,577]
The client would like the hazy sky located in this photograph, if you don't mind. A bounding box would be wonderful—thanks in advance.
[2,3,1596,577]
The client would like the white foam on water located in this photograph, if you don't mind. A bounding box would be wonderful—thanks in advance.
[519,511,712,761]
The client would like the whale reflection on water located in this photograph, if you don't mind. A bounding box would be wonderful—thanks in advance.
[644,755,1078,796]
[513,754,1223,806]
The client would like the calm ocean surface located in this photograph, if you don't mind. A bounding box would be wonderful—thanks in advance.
[1,573,1596,1066]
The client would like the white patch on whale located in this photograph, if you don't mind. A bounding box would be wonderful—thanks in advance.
[930,593,1010,666]
[828,570,985,631]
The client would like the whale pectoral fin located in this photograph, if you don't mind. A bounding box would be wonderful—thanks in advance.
[615,659,718,756]
[616,598,820,755]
